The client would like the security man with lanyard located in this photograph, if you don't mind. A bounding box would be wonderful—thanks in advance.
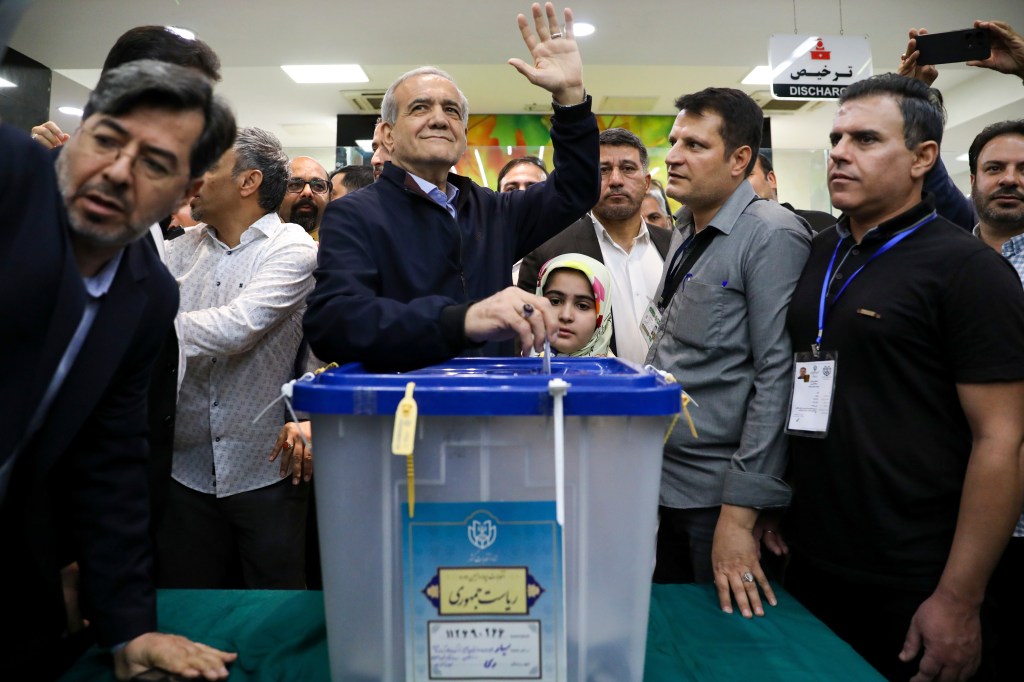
[783,74,1024,681]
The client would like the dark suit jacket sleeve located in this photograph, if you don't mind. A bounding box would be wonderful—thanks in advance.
[517,248,545,294]
[924,156,975,230]
[305,196,471,370]
[68,262,179,646]
[500,98,600,261]
[515,216,594,294]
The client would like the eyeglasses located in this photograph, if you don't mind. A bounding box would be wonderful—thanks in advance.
[79,126,183,182]
[286,177,330,195]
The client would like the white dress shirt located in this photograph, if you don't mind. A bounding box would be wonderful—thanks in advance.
[165,213,317,497]
[592,215,665,364]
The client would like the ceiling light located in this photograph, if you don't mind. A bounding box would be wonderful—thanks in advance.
[58,106,83,117]
[741,65,773,85]
[574,22,595,37]
[0,77,15,88]
[956,153,969,162]
[281,65,369,84]
[165,26,196,41]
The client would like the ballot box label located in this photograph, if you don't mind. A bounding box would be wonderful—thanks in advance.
[427,620,542,679]
[403,501,564,681]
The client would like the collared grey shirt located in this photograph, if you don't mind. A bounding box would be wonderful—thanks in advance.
[166,213,317,497]
[646,181,811,510]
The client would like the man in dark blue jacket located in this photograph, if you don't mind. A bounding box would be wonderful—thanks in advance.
[0,60,237,680]
[305,3,600,371]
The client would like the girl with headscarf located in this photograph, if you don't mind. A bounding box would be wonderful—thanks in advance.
[535,253,614,357]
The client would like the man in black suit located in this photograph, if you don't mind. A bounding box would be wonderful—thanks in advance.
[518,128,672,362]
[0,60,237,680]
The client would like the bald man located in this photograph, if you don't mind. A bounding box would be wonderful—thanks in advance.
[279,156,331,240]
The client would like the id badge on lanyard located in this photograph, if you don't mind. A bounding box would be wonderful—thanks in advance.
[785,351,838,438]
[785,211,936,437]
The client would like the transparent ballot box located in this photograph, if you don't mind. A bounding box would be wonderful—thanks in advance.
[293,357,681,681]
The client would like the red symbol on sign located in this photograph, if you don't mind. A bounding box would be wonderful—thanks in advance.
[811,38,830,60]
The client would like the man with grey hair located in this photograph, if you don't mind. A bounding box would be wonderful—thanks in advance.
[305,3,600,370]
[517,127,672,363]
[642,183,673,230]
[160,127,318,589]
[1,59,237,679]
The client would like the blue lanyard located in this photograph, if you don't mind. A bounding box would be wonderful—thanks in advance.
[814,211,937,352]
[665,232,697,285]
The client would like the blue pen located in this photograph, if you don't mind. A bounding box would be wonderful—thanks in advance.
[722,280,728,287]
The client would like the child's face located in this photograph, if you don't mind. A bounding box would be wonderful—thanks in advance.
[543,269,598,354]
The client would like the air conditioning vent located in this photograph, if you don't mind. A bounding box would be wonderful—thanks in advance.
[342,90,386,113]
[750,90,825,115]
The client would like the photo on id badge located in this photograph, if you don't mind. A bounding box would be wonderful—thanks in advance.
[785,351,838,438]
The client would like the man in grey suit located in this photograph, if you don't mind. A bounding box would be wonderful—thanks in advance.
[517,128,671,362]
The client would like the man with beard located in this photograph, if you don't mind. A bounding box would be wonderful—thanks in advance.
[0,59,237,679]
[965,119,1024,680]
[279,156,331,240]
[517,128,671,363]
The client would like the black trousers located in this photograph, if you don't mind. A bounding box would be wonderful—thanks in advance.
[785,554,995,681]
[987,536,1024,681]
[157,478,309,589]
[652,505,720,584]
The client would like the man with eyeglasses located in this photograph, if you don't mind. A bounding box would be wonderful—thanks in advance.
[279,156,331,240]
[1,59,238,679]
[159,128,318,591]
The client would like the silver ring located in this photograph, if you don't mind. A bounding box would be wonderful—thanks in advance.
[550,32,563,39]
[765,530,776,534]
[31,133,38,140]
[741,571,755,584]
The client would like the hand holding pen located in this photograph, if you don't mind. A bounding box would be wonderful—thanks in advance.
[464,286,558,359]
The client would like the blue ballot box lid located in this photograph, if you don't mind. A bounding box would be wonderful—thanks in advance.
[292,357,682,416]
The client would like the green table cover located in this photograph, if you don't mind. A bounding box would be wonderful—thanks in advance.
[62,584,883,681]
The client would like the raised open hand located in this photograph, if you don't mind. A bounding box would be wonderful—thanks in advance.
[508,3,585,106]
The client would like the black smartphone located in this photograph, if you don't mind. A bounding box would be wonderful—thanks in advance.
[915,28,991,66]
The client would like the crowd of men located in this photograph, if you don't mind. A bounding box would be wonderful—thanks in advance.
[2,1,1024,679]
